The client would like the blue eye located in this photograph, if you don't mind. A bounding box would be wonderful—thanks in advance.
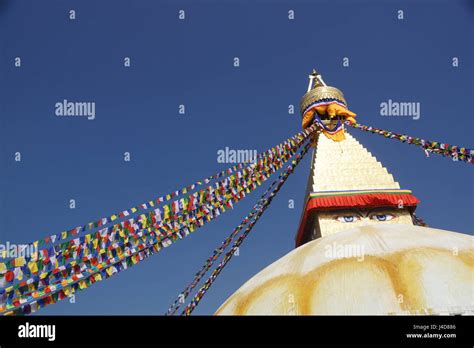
[371,214,394,222]
[336,215,358,223]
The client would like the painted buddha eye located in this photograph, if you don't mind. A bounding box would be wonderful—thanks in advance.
[336,215,359,223]
[371,214,395,222]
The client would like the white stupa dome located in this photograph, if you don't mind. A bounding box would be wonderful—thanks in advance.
[216,224,473,315]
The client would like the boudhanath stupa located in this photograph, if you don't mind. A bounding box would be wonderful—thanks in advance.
[215,70,474,315]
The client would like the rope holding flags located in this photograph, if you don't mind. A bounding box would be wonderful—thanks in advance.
[346,122,474,164]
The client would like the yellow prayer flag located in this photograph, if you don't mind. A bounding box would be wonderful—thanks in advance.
[164,205,170,219]
[28,261,38,273]
[15,257,26,267]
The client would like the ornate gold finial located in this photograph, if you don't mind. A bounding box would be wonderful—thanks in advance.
[300,70,347,115]
[306,69,326,92]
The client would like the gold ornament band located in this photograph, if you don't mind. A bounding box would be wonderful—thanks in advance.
[300,86,347,115]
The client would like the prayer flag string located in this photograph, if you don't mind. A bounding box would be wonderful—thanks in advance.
[179,141,313,315]
[2,124,319,255]
[347,122,473,164]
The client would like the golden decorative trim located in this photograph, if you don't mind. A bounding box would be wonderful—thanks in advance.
[300,86,347,114]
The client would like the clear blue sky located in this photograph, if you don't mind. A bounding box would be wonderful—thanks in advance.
[1,0,472,315]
